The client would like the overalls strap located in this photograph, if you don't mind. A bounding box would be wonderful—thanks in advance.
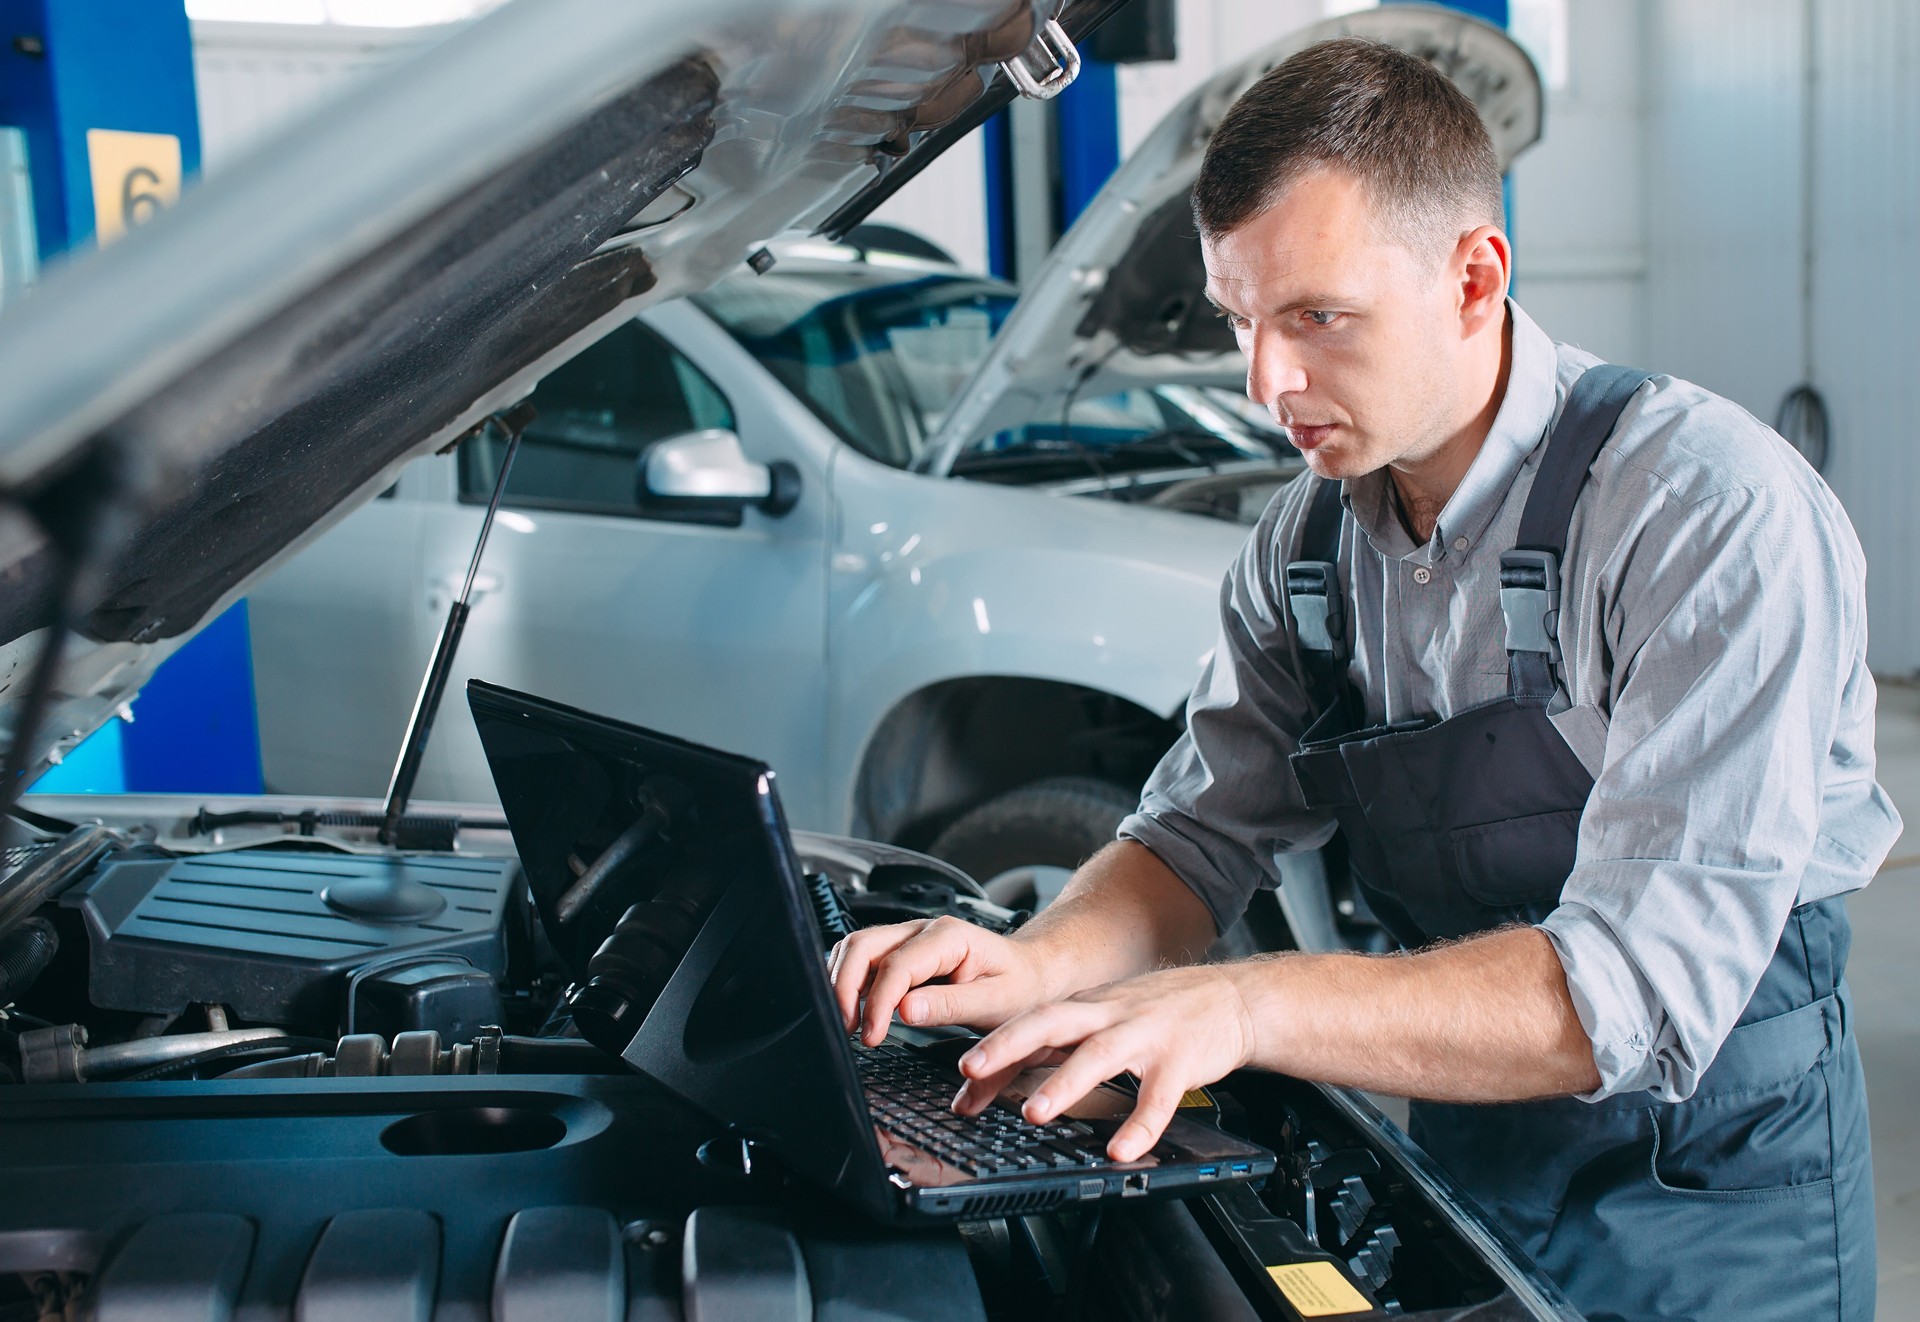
[1502,364,1654,699]
[1284,477,1349,707]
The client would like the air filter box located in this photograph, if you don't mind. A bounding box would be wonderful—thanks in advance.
[60,850,520,1031]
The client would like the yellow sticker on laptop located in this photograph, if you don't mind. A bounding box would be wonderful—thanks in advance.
[1267,1261,1372,1316]
[1177,1087,1214,1108]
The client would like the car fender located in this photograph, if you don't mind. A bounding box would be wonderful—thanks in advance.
[824,457,1249,834]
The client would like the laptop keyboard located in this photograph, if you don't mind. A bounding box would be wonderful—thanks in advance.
[854,1042,1112,1177]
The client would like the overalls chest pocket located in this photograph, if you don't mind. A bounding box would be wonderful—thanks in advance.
[1447,807,1582,906]
[1293,693,1596,944]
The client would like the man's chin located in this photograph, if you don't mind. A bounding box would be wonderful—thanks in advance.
[1299,446,1372,482]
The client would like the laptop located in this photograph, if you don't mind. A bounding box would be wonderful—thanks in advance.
[468,679,1276,1224]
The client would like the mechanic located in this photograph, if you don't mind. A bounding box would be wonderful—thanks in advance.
[832,37,1899,1322]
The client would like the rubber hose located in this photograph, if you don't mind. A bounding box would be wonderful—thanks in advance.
[0,918,56,1006]
[122,1036,335,1083]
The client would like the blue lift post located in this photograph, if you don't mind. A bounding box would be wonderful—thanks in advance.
[981,51,1120,283]
[2,0,264,795]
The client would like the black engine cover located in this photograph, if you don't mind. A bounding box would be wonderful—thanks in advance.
[60,850,519,1028]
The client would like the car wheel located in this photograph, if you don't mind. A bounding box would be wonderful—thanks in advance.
[927,776,1138,912]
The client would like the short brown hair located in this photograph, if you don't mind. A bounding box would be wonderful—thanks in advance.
[1192,37,1503,255]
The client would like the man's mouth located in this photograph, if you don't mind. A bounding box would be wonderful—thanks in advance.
[1285,423,1337,450]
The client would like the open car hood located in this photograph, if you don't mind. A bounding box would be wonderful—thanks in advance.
[0,0,1114,781]
[922,3,1543,476]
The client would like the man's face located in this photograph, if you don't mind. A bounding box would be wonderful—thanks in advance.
[1202,167,1475,481]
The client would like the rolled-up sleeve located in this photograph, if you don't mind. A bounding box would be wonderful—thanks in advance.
[1541,478,1875,1101]
[1120,481,1336,934]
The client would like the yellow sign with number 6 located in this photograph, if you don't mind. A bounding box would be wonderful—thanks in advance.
[86,129,182,246]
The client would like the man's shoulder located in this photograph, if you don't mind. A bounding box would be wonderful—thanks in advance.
[1552,344,1824,511]
[1250,465,1324,553]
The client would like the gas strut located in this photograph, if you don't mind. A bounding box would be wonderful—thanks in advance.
[378,400,537,848]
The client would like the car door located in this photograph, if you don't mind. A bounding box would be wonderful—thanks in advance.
[403,303,834,825]
[249,468,431,796]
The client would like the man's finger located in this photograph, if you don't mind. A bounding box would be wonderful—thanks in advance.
[861,918,979,1045]
[1109,1069,1186,1162]
[829,922,927,1032]
[1019,1029,1130,1125]
[898,977,1028,1033]
[960,999,1111,1082]
[950,1046,1059,1115]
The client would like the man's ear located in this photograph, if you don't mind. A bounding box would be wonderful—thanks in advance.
[1455,224,1511,335]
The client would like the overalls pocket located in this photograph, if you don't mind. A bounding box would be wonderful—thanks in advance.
[1647,1069,1836,1200]
[1447,809,1581,906]
[1647,996,1838,1200]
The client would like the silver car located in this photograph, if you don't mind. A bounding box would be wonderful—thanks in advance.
[247,6,1541,941]
[249,243,1296,907]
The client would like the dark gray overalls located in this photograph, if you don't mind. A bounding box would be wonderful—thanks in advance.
[1283,366,1874,1322]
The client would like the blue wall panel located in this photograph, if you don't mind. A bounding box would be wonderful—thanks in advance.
[1396,0,1508,26]
[121,602,265,794]
[5,0,261,795]
[1055,57,1119,228]
[31,719,125,794]
[0,0,201,256]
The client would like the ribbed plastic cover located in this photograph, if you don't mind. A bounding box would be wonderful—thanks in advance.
[62,850,519,1027]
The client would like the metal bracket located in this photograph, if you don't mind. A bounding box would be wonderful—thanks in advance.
[1498,549,1561,661]
[1000,19,1080,101]
[1285,560,1344,654]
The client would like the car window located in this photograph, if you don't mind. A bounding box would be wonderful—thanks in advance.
[949,384,1286,484]
[459,320,735,514]
[988,388,1173,449]
[695,266,1014,469]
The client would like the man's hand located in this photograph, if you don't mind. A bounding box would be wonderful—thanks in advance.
[829,842,1220,1047]
[829,916,1056,1046]
[952,964,1259,1162]
[944,927,1602,1162]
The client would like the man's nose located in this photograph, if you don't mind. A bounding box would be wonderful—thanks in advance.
[1244,325,1308,407]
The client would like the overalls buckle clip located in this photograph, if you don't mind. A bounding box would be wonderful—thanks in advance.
[1285,560,1344,654]
[1498,550,1561,662]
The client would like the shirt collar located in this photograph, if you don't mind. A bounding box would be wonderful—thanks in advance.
[1342,299,1559,562]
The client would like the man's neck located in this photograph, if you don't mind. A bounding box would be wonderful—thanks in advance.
[1388,313,1514,545]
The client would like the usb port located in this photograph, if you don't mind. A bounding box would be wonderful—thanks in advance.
[1229,1162,1252,1174]
[1197,1165,1220,1180]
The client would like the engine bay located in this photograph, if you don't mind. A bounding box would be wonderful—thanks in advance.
[0,795,1569,1321]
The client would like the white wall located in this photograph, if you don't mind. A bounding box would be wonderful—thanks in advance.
[1635,0,1920,675]
[865,132,990,271]
[1508,0,1646,363]
[192,21,443,171]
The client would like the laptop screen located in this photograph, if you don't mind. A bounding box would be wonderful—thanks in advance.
[467,679,892,1216]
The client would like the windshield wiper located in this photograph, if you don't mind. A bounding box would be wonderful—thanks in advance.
[949,438,1111,476]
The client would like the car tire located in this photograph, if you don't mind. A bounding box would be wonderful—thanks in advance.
[928,776,1138,911]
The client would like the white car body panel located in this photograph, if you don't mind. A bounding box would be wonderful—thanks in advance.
[822,442,1245,833]
[253,290,1251,836]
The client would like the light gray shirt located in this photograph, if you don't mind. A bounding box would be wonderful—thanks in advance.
[1119,301,1903,1103]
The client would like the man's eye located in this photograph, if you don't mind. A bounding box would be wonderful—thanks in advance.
[1217,310,1251,331]
[1304,310,1340,327]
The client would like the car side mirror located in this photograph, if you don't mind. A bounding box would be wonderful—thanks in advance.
[639,429,800,517]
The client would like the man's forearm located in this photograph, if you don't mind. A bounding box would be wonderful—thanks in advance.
[1012,840,1219,997]
[1226,925,1601,1101]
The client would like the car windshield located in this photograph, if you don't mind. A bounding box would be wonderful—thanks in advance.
[694,261,1016,469]
[694,257,1293,478]
[948,383,1293,484]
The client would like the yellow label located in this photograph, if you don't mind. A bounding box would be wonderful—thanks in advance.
[1267,1261,1372,1317]
[1177,1087,1214,1109]
[86,129,182,244]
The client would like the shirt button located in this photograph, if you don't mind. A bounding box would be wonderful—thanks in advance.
[1412,566,1432,585]
[1453,536,1469,551]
